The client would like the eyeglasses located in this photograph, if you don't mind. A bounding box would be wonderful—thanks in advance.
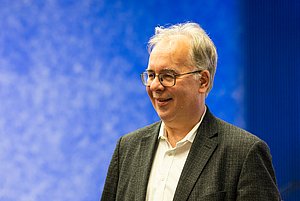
[141,70,202,87]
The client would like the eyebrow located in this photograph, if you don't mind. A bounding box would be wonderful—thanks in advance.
[146,68,178,74]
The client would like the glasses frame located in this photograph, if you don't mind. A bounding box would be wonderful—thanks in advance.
[141,69,202,87]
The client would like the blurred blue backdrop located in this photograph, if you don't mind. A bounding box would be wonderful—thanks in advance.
[0,0,298,200]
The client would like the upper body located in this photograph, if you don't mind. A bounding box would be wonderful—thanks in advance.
[101,22,281,201]
[101,108,281,201]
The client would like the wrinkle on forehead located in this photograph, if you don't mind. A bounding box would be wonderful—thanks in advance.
[150,35,193,67]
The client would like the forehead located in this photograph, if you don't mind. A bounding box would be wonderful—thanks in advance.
[148,35,192,70]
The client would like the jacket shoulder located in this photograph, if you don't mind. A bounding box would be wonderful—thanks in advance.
[212,117,272,162]
[120,121,161,144]
[215,117,262,144]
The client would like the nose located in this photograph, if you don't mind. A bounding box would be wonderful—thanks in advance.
[149,76,164,91]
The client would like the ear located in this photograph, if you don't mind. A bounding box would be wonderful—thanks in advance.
[198,70,210,93]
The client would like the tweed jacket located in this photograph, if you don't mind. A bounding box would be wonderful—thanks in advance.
[101,109,281,201]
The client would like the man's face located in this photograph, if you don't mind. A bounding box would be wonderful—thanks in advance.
[146,36,207,125]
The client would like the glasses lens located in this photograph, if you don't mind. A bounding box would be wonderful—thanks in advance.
[141,72,151,86]
[160,73,175,86]
[141,72,176,87]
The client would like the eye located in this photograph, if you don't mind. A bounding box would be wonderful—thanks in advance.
[148,72,155,79]
[161,73,175,82]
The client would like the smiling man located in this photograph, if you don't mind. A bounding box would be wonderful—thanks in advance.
[101,22,281,201]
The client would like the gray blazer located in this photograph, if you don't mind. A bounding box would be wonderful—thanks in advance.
[101,109,281,201]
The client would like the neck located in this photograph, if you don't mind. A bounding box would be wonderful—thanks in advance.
[163,105,206,147]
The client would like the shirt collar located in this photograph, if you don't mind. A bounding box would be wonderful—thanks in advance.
[158,106,207,144]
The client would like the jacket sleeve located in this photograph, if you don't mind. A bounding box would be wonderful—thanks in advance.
[236,140,281,200]
[100,138,122,201]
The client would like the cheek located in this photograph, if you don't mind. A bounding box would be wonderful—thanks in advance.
[146,87,151,96]
[146,87,154,101]
[178,88,199,105]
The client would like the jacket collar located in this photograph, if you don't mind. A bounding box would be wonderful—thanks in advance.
[135,108,219,201]
[135,122,161,201]
[173,108,219,201]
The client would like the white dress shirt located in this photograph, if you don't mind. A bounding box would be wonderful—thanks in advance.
[146,108,206,201]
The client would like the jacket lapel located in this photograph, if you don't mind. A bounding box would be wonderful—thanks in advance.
[135,122,160,201]
[173,109,219,201]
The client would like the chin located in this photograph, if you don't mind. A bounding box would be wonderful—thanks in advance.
[157,112,173,122]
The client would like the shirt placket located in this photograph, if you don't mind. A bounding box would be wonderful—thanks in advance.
[154,144,176,201]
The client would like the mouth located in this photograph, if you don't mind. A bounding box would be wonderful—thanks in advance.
[157,98,172,102]
[155,97,173,106]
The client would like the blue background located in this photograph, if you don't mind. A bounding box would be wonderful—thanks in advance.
[0,0,298,200]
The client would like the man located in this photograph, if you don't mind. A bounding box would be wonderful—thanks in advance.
[101,22,281,201]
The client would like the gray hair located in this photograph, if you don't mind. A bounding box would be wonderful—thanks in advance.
[148,22,218,94]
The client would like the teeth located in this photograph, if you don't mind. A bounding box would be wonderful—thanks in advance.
[158,98,170,102]
[153,96,172,102]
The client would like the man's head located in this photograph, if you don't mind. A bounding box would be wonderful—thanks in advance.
[148,22,217,94]
[144,22,217,125]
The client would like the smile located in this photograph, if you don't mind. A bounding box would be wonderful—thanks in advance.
[155,98,173,106]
